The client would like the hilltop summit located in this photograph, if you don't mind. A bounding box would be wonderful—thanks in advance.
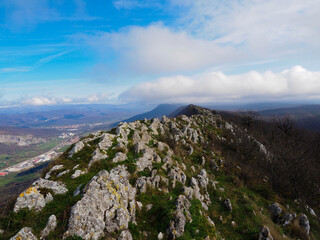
[170,104,215,117]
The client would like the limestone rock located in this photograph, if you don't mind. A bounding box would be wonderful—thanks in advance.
[136,147,155,171]
[135,176,148,193]
[73,164,79,170]
[45,165,64,179]
[299,214,310,235]
[306,205,317,216]
[157,142,169,152]
[168,166,186,188]
[188,146,194,156]
[14,186,52,212]
[113,152,127,163]
[201,156,206,166]
[197,169,209,189]
[14,178,68,212]
[69,141,85,157]
[56,169,70,178]
[168,195,192,238]
[210,159,219,171]
[269,203,282,221]
[71,169,87,179]
[207,216,215,227]
[73,184,82,196]
[41,214,57,238]
[89,148,108,167]
[10,227,37,240]
[118,230,132,240]
[224,199,232,212]
[136,201,143,210]
[64,166,136,240]
[98,133,115,150]
[33,178,68,195]
[258,226,274,240]
[281,213,293,226]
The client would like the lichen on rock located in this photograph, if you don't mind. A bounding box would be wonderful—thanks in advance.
[64,165,136,240]
[10,227,37,240]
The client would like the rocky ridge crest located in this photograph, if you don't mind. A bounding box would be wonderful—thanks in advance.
[1,105,318,240]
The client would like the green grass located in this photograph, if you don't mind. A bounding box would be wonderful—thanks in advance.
[178,199,217,240]
[0,171,40,187]
[57,145,71,153]
[132,183,185,239]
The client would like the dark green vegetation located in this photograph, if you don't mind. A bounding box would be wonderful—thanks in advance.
[0,106,319,240]
[259,104,320,131]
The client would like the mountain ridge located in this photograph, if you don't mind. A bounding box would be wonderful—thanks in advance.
[0,105,319,240]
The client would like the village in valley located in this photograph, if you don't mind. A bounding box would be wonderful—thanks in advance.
[0,135,79,177]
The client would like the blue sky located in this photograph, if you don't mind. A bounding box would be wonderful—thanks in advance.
[0,0,320,106]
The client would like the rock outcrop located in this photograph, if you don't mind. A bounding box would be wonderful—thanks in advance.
[269,203,282,222]
[168,195,192,238]
[299,214,310,235]
[10,227,37,240]
[64,166,136,240]
[13,186,53,212]
[69,141,85,157]
[258,226,273,240]
[89,148,108,167]
[41,215,57,238]
[14,179,68,212]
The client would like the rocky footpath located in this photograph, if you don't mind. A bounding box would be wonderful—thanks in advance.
[0,105,319,240]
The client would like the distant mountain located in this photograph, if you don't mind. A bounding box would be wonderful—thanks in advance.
[170,104,215,117]
[122,104,182,122]
[259,104,320,131]
[0,104,141,127]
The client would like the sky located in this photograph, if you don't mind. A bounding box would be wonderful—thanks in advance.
[0,0,320,107]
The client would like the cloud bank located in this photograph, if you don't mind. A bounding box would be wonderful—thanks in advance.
[121,66,320,104]
[173,0,320,48]
[81,24,239,74]
[21,93,112,106]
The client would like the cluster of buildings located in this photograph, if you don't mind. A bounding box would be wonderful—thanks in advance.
[1,150,61,174]
[31,151,60,164]
[59,132,75,139]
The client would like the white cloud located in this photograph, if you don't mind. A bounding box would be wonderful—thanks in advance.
[35,51,71,67]
[22,96,76,106]
[86,93,112,103]
[23,97,57,106]
[120,66,320,104]
[87,95,99,102]
[173,0,320,48]
[0,67,32,73]
[82,24,239,74]
[62,97,72,103]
